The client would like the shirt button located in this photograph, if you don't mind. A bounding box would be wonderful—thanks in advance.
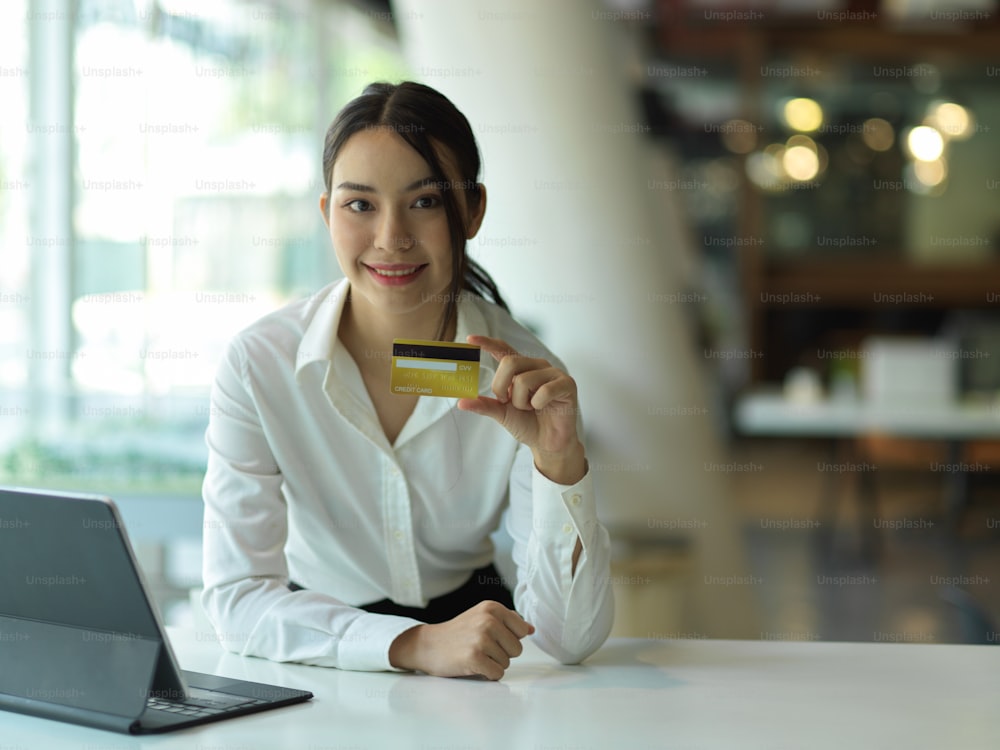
[390,465,400,476]
[562,523,573,534]
[394,530,404,541]
[570,494,582,506]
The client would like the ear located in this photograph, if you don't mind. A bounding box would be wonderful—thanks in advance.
[319,192,331,229]
[465,183,487,239]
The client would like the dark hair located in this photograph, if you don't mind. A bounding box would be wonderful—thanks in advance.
[321,81,509,340]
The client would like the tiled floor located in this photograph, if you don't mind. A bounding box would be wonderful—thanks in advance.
[730,437,1000,644]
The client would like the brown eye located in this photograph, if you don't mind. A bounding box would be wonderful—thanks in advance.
[413,195,441,209]
[345,199,373,212]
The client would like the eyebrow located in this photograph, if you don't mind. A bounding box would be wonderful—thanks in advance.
[335,176,440,193]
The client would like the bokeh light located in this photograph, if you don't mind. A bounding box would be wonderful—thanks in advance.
[783,145,820,181]
[913,158,947,187]
[929,102,973,140]
[906,125,944,161]
[782,97,823,132]
[720,119,759,154]
[861,118,895,151]
[745,150,783,191]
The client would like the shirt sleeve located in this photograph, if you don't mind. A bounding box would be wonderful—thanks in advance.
[505,442,615,664]
[200,338,422,672]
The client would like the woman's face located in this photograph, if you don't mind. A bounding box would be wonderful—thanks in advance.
[321,127,484,330]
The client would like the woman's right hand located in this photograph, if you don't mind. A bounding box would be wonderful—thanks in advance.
[388,600,535,680]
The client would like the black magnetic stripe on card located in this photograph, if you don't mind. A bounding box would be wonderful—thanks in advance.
[392,343,481,362]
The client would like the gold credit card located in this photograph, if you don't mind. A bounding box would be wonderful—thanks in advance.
[390,339,481,398]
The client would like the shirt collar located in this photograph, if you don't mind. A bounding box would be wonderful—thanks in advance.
[294,278,349,377]
[294,278,497,378]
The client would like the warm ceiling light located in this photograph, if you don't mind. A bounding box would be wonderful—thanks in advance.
[782,98,823,132]
[913,158,947,187]
[783,145,820,181]
[786,134,818,152]
[930,102,973,140]
[906,126,944,161]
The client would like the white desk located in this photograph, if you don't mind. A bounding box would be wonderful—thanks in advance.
[4,627,999,749]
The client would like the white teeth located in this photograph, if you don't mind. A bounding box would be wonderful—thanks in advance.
[372,267,419,277]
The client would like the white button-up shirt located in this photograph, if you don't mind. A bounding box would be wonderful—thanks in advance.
[201,279,613,672]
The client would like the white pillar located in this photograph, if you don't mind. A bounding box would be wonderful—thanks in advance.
[28,0,77,440]
[392,0,758,637]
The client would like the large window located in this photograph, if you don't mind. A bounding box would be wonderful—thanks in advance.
[0,0,408,495]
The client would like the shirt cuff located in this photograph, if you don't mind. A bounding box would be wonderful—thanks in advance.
[336,612,424,672]
[530,466,597,541]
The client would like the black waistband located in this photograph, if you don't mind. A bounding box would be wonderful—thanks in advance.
[288,562,514,624]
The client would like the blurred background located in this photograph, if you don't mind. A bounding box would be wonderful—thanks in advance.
[2,0,998,645]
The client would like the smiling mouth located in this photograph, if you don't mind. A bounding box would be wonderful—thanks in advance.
[368,265,425,277]
[364,263,428,284]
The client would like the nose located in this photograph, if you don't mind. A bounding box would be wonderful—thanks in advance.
[373,207,414,252]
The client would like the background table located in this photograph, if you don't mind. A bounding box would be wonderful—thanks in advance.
[735,388,1000,546]
[3,627,998,749]
[734,388,1000,439]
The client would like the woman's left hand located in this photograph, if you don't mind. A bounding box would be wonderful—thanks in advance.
[457,334,587,485]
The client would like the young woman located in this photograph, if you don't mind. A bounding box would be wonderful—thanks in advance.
[201,81,613,680]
